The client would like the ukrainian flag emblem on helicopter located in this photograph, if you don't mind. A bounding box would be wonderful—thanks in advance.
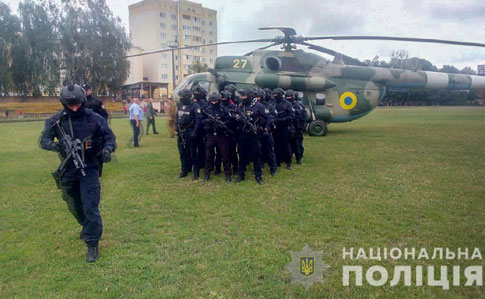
[339,92,358,110]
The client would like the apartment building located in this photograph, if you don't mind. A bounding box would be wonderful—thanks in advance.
[128,0,217,97]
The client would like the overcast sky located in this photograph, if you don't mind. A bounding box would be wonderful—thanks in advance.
[4,0,485,69]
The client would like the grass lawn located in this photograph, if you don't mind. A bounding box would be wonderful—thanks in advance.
[0,107,484,298]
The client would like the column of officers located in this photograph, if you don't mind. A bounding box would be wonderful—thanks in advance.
[175,85,308,185]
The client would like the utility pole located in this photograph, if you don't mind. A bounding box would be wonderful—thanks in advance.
[169,42,177,97]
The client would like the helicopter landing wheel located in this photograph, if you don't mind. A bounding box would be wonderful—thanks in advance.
[308,120,328,136]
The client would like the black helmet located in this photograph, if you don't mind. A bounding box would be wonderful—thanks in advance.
[208,92,221,103]
[239,88,253,105]
[192,85,207,100]
[60,84,86,106]
[224,84,237,93]
[220,90,231,100]
[81,83,91,91]
[178,88,193,105]
[254,88,265,100]
[272,88,285,99]
[285,89,295,99]
[238,88,253,98]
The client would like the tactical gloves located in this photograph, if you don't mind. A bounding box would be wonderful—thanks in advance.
[49,141,62,152]
[101,148,112,163]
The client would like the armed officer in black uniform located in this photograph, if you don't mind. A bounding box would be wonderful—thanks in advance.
[273,88,295,170]
[234,88,269,184]
[40,84,116,262]
[224,84,240,105]
[255,88,277,176]
[288,90,308,164]
[201,92,233,182]
[192,85,208,171]
[220,90,238,174]
[81,83,108,120]
[175,89,202,180]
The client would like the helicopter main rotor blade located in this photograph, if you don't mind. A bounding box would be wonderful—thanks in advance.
[124,38,274,58]
[298,41,366,66]
[303,36,485,48]
[243,42,281,56]
[259,27,297,37]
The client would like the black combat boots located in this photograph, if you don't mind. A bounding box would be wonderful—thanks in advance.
[86,245,99,263]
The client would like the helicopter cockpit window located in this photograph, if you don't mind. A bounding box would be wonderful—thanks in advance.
[316,93,326,105]
[173,78,194,95]
[265,56,281,72]
[192,81,211,92]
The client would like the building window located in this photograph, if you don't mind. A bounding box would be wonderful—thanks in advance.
[182,25,191,31]
[209,49,214,54]
[209,21,213,26]
[182,14,191,20]
[160,33,166,39]
[175,55,178,60]
[184,54,191,60]
[161,43,167,49]
[194,56,201,61]
[161,53,168,59]
[175,65,178,70]
[193,16,200,22]
[160,22,166,28]
[193,26,201,32]
[210,59,214,64]
[192,46,201,51]
[161,64,168,70]
[183,34,191,40]
[175,75,179,80]
[209,40,213,44]
[160,12,166,18]
[184,64,191,70]
[171,14,177,20]
[171,24,177,30]
[209,31,213,36]
[193,36,201,42]
[201,20,205,25]
[162,74,168,80]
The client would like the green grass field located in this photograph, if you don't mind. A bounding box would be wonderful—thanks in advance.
[1,107,484,298]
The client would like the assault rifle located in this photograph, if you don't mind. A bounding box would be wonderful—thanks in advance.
[235,106,258,135]
[202,110,234,135]
[51,120,86,189]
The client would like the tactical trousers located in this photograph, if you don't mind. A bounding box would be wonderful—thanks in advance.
[237,133,262,179]
[205,134,231,176]
[291,130,304,161]
[130,120,140,146]
[274,125,292,165]
[260,132,277,172]
[177,129,199,174]
[146,117,157,134]
[215,136,238,173]
[60,168,102,246]
[196,135,206,169]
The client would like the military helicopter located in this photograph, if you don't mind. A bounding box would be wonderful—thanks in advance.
[129,27,485,136]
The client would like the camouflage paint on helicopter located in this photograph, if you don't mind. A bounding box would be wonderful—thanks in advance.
[173,49,485,135]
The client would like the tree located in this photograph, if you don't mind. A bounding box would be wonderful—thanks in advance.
[0,3,21,95]
[390,49,409,69]
[17,0,60,96]
[59,0,130,95]
[460,66,476,75]
[439,65,459,73]
[189,60,208,74]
